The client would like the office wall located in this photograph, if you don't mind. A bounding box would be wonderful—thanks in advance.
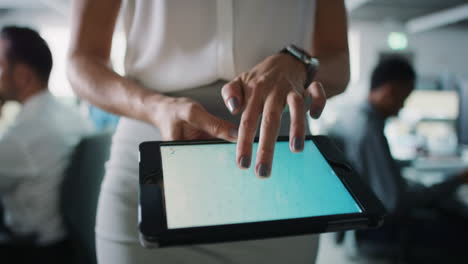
[316,21,468,134]
[0,9,126,96]
[344,21,468,102]
[0,9,63,28]
[0,9,124,131]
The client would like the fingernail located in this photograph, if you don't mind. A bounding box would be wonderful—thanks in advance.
[229,128,238,138]
[227,97,239,113]
[257,164,270,178]
[240,156,251,169]
[313,113,322,119]
[293,137,304,151]
[312,108,323,119]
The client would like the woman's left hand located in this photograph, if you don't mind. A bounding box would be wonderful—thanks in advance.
[221,53,326,178]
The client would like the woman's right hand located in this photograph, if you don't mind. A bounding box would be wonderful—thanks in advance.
[148,95,239,142]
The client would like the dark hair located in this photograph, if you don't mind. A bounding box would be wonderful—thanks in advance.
[1,26,52,84]
[370,56,416,91]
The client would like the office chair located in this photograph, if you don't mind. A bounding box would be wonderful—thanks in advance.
[61,133,112,264]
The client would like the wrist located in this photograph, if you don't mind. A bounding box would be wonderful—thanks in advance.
[274,53,307,85]
[141,91,172,126]
[279,45,319,89]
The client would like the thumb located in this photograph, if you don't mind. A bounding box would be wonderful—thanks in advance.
[221,78,244,115]
[189,106,238,142]
[306,81,326,119]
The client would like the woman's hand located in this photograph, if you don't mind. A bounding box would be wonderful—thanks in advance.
[147,95,239,142]
[221,53,326,178]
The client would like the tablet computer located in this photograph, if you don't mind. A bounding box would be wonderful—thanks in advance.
[138,136,385,248]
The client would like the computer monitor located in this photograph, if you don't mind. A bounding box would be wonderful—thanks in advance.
[458,80,468,146]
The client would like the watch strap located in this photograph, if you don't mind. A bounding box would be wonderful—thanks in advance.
[280,45,319,89]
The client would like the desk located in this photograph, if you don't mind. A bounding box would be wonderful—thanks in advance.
[401,153,468,217]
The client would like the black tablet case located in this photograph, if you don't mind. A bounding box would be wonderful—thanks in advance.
[139,136,386,247]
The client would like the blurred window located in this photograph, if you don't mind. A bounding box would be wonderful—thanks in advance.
[40,27,126,100]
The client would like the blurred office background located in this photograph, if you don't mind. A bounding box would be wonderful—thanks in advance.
[320,0,468,263]
[0,0,467,263]
[1,0,467,151]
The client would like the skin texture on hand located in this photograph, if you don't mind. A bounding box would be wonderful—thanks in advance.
[221,53,327,178]
[149,95,238,142]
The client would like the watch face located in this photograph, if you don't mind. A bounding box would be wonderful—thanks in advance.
[306,57,320,67]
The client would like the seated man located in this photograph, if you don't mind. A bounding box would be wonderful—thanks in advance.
[330,56,467,217]
[0,26,91,263]
[330,57,468,259]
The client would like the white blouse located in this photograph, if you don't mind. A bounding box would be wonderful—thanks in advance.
[120,0,316,93]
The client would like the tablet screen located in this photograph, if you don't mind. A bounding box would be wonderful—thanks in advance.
[160,140,362,229]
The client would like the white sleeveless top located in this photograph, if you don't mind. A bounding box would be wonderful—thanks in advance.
[121,0,316,92]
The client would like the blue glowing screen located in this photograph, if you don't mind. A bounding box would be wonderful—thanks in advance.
[160,140,361,229]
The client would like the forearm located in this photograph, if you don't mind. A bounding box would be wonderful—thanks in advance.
[313,50,349,98]
[67,54,166,124]
[312,0,349,98]
[67,0,168,125]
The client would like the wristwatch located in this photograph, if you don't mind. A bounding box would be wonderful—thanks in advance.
[280,44,320,89]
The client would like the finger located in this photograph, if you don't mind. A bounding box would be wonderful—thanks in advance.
[182,103,238,142]
[236,95,262,170]
[221,78,244,115]
[167,122,183,141]
[198,131,215,139]
[183,126,214,140]
[255,95,285,178]
[306,81,326,119]
[287,91,306,152]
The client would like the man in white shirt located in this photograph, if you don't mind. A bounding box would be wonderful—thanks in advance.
[0,26,91,263]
